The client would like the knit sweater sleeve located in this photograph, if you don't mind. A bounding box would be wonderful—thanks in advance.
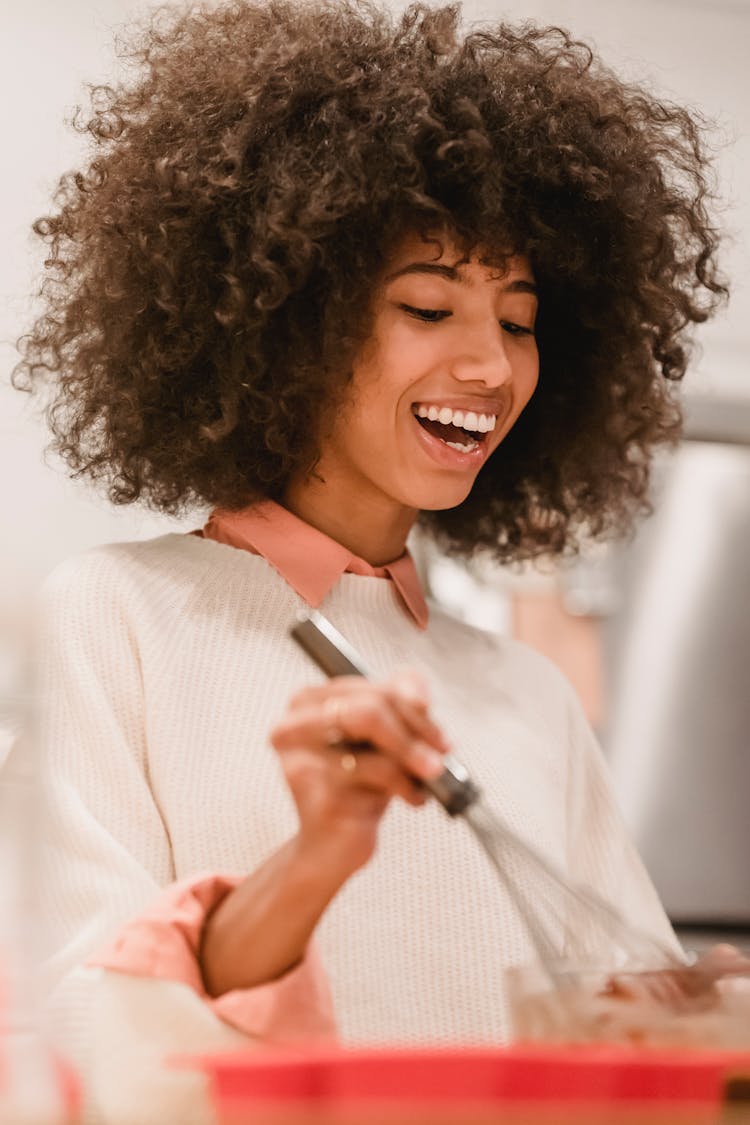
[16,548,336,1122]
[23,549,178,1067]
[562,675,682,964]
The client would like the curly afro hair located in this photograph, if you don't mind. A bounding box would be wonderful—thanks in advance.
[14,0,727,560]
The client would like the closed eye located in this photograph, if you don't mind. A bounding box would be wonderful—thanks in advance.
[399,304,450,323]
[402,303,537,333]
[401,305,535,336]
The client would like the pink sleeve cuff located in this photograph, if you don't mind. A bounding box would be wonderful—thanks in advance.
[88,872,337,1044]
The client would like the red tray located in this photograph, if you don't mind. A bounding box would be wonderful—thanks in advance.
[180,1044,750,1123]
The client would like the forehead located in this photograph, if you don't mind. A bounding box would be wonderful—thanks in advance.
[383,231,535,285]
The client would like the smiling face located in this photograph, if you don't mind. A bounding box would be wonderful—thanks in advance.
[284,232,540,563]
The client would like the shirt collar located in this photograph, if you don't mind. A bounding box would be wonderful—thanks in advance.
[201,500,429,629]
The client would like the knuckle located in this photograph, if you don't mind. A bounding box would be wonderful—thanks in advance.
[360,697,384,726]
[270,713,314,752]
[268,721,290,749]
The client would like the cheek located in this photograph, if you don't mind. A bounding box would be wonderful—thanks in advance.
[520,351,540,403]
[356,340,427,415]
[380,322,439,375]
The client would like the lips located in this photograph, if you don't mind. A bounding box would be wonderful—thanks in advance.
[410,399,500,450]
[411,409,491,470]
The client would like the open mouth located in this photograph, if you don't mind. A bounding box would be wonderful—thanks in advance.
[411,403,496,452]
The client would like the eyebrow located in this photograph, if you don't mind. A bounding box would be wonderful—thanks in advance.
[385,262,538,296]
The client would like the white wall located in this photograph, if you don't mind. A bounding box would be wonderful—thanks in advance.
[1,2,196,637]
[1,0,748,657]
[0,2,197,730]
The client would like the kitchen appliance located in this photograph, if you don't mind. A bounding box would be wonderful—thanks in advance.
[604,397,750,927]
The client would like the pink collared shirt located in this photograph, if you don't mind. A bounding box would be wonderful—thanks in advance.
[198,499,429,629]
[91,874,336,1043]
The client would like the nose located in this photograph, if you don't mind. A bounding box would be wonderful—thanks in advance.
[450,322,514,388]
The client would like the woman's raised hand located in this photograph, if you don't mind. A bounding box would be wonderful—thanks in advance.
[269,671,451,874]
[201,670,451,996]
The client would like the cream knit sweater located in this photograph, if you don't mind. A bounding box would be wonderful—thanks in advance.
[20,532,677,1103]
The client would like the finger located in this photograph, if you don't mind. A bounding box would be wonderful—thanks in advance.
[271,697,375,751]
[274,697,445,781]
[693,944,750,980]
[288,674,450,754]
[287,677,372,712]
[326,748,428,807]
[291,674,431,715]
[270,695,445,780]
[388,666,431,708]
[279,743,427,809]
[385,688,451,754]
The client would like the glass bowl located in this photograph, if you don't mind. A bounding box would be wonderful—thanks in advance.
[506,959,750,1049]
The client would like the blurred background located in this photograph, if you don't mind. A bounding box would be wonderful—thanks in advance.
[1,0,748,948]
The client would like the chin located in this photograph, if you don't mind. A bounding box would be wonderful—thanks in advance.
[410,484,475,512]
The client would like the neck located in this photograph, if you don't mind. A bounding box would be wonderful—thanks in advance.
[282,478,416,567]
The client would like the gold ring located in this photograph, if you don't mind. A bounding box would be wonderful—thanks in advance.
[340,751,358,773]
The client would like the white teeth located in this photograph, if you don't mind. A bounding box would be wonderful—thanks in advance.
[445,440,479,452]
[413,403,498,434]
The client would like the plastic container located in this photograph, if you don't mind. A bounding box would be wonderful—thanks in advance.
[182,1043,750,1125]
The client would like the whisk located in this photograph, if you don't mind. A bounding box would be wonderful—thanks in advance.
[291,610,687,984]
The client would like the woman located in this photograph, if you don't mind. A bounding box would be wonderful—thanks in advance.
[9,0,734,1113]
